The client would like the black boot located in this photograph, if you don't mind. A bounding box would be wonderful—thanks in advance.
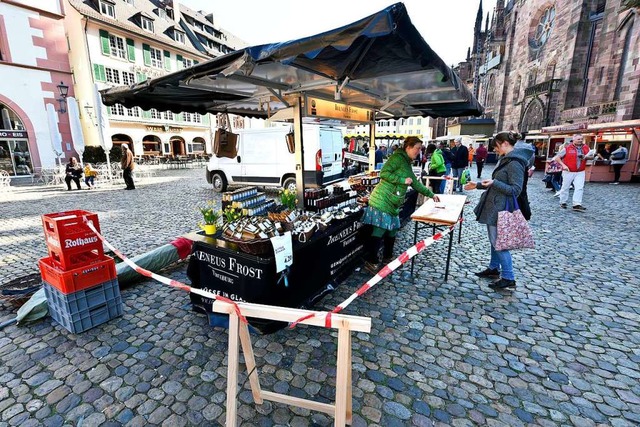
[382,236,396,264]
[363,235,382,274]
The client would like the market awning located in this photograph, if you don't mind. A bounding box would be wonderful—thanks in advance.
[101,3,483,120]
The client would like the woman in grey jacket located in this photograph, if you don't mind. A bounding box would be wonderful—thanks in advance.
[464,131,529,289]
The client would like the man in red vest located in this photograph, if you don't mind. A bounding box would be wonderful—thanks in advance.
[552,133,593,212]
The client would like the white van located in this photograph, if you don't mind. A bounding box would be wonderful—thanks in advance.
[206,125,344,193]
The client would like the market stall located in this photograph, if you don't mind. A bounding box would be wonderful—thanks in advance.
[100,3,483,328]
[541,120,640,182]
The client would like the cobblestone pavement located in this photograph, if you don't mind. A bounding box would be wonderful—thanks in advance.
[1,166,639,426]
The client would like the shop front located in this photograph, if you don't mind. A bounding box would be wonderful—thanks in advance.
[0,131,33,176]
[541,120,640,182]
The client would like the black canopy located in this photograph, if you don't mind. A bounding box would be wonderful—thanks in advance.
[102,3,483,119]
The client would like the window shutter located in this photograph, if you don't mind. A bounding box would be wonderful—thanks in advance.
[176,54,183,70]
[142,109,151,119]
[136,72,146,83]
[99,30,110,55]
[142,43,151,66]
[163,50,171,70]
[175,113,183,122]
[193,60,199,65]
[126,38,135,62]
[202,114,209,125]
[93,64,106,82]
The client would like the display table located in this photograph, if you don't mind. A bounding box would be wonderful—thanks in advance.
[186,213,367,333]
[410,194,466,281]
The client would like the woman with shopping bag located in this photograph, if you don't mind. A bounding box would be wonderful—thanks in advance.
[464,131,534,289]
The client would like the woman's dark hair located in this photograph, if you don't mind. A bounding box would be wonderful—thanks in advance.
[425,143,437,155]
[402,136,423,150]
[493,131,522,148]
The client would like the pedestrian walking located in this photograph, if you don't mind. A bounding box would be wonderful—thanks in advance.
[609,144,628,185]
[552,133,594,212]
[451,137,468,192]
[121,143,136,190]
[475,142,488,178]
[468,145,475,168]
[464,131,530,289]
[84,163,98,189]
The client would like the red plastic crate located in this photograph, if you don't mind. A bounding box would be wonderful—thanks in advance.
[38,255,117,294]
[47,242,104,271]
[42,210,101,254]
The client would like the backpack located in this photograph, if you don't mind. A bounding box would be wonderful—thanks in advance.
[493,158,531,220]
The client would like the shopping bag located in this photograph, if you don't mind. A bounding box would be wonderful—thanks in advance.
[494,196,535,251]
[460,168,471,186]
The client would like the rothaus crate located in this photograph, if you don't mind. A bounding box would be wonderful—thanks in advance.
[42,210,103,270]
[44,280,123,334]
[39,254,116,294]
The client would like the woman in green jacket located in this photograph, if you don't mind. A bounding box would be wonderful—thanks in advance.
[426,143,446,194]
[361,137,440,274]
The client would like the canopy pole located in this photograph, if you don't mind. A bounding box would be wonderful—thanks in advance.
[293,97,305,208]
[368,122,376,172]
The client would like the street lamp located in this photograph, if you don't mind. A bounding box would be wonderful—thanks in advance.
[56,81,69,113]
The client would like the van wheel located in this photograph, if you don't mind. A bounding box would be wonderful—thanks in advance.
[282,177,296,193]
[211,172,228,193]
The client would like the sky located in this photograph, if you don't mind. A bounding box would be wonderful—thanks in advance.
[179,0,498,67]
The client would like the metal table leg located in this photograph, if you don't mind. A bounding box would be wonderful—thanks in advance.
[411,221,418,275]
[444,228,454,282]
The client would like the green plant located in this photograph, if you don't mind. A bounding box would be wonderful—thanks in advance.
[199,202,221,225]
[279,188,297,211]
[222,206,243,224]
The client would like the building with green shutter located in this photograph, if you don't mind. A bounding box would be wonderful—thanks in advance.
[64,0,246,158]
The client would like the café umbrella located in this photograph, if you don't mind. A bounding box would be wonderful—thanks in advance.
[67,97,85,166]
[93,83,113,177]
[46,103,63,166]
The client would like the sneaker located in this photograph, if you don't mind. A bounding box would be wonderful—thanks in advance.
[572,205,586,212]
[475,268,500,278]
[554,192,560,197]
[560,203,567,209]
[609,182,619,185]
[489,278,516,289]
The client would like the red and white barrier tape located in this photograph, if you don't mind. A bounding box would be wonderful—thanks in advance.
[289,218,461,329]
[83,214,459,331]
[83,217,249,324]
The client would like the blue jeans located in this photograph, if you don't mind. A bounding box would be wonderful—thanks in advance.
[452,167,464,191]
[487,226,514,280]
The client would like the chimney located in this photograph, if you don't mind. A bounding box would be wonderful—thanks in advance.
[172,0,180,24]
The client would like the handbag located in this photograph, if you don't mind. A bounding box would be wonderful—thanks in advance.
[494,196,535,251]
[611,150,625,160]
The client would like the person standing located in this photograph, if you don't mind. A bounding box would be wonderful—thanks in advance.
[464,131,530,289]
[361,137,439,274]
[83,163,98,189]
[468,145,475,168]
[451,137,469,192]
[374,144,384,169]
[426,143,445,194]
[64,157,82,191]
[475,143,488,178]
[552,133,593,212]
[609,144,628,185]
[121,143,136,190]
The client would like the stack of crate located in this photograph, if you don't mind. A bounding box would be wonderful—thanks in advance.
[39,210,122,333]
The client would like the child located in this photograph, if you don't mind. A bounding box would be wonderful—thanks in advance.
[84,163,98,189]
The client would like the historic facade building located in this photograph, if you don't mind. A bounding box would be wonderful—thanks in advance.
[473,0,639,132]
[65,0,246,159]
[0,0,75,179]
[453,0,640,180]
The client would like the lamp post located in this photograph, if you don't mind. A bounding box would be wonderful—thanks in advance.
[56,81,69,113]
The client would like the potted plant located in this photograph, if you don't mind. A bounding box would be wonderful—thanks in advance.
[199,202,221,235]
[279,188,297,211]
[222,205,243,224]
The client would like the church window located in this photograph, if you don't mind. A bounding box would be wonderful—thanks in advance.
[531,6,555,50]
